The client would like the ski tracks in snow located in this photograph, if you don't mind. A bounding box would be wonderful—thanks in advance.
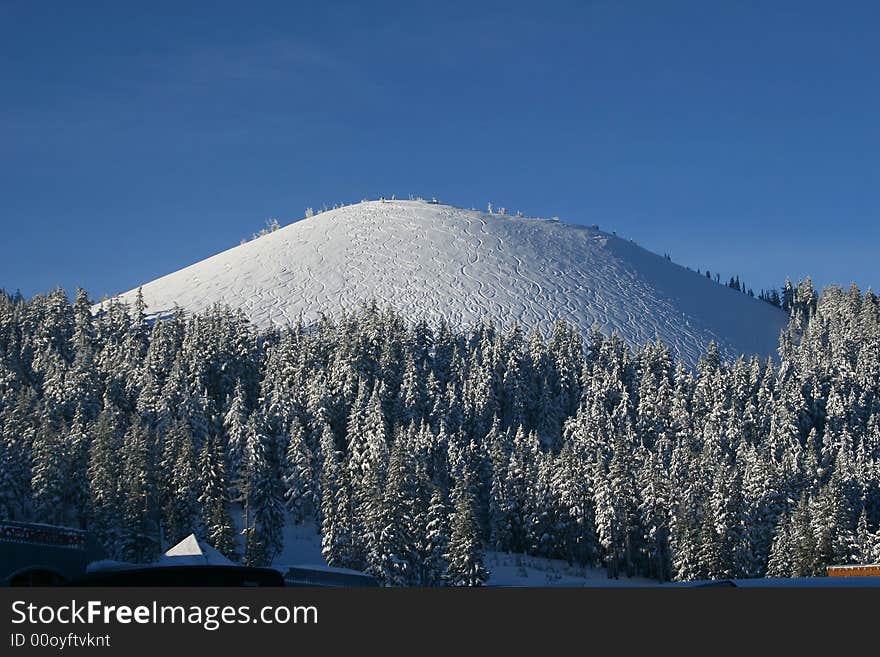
[105,200,787,365]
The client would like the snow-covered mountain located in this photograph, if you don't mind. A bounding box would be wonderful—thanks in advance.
[105,200,787,363]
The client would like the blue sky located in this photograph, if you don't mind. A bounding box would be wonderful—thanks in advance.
[1,0,877,300]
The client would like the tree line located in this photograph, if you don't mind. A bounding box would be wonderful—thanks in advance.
[0,278,878,584]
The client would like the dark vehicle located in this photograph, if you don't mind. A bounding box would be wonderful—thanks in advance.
[70,565,285,587]
[283,566,379,587]
[693,579,737,587]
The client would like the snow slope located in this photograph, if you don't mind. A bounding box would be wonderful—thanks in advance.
[269,520,652,587]
[105,200,787,363]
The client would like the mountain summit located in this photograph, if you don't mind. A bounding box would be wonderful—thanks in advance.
[106,200,786,363]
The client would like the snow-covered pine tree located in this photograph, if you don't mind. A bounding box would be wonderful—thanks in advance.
[88,401,126,556]
[198,433,238,560]
[242,416,286,567]
[348,385,389,570]
[283,417,314,523]
[1,280,879,584]
[0,435,16,521]
[31,416,68,525]
[524,452,557,558]
[766,515,795,578]
[120,419,160,563]
[223,381,249,495]
[636,449,672,581]
[318,421,356,568]
[423,487,451,585]
[161,419,199,548]
[445,471,489,586]
[367,434,418,585]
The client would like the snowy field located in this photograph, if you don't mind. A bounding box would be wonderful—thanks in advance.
[104,200,787,365]
[267,522,871,587]
[246,515,653,587]
[483,552,654,587]
[266,526,880,586]
[241,517,880,587]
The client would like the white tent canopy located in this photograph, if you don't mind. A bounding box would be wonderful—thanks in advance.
[159,534,233,566]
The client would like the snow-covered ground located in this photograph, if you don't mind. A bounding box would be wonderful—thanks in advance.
[228,504,325,570]
[234,512,652,586]
[273,522,654,586]
[104,199,787,364]
[484,552,654,587]
[266,527,880,586]
[273,520,326,570]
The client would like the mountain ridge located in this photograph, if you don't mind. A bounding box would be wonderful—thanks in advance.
[101,200,788,364]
